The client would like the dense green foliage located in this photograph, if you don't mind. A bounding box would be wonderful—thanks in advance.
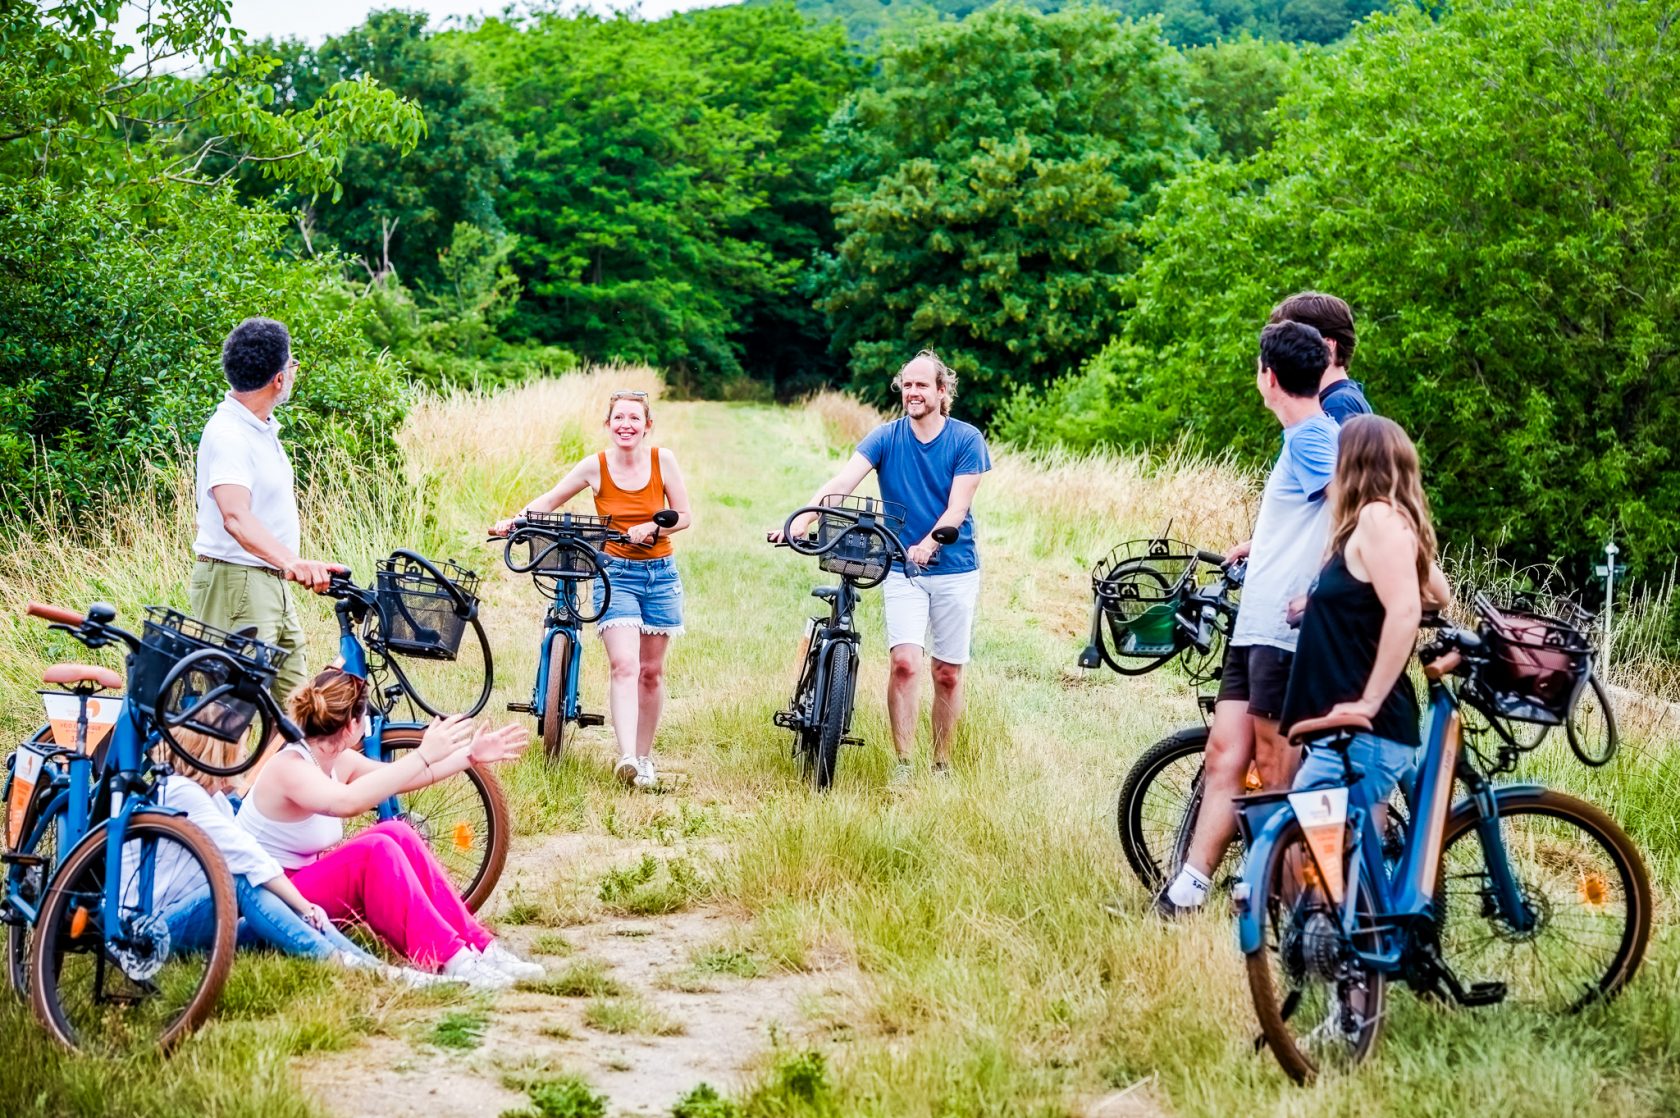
[761,0,1378,44]
[0,1,421,511]
[816,5,1199,416]
[998,0,1680,574]
[459,6,861,395]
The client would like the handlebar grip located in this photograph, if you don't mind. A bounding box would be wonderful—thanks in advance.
[26,602,84,626]
[1197,550,1228,566]
[931,526,959,546]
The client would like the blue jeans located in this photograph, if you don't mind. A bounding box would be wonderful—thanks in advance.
[163,877,378,962]
[1293,732,1419,818]
[593,554,684,634]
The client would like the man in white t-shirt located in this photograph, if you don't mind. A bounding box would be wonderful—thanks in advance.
[1155,319,1338,917]
[189,318,336,701]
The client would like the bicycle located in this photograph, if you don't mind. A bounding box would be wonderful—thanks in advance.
[497,509,678,760]
[8,599,297,1053]
[770,495,956,790]
[316,551,508,912]
[1236,601,1651,1082]
[1078,541,1244,890]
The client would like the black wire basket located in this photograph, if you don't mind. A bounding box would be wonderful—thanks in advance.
[131,607,288,743]
[518,512,612,580]
[1090,539,1201,657]
[376,556,481,661]
[810,496,905,583]
[1467,592,1593,726]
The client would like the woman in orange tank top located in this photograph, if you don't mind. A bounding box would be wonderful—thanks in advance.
[491,391,693,788]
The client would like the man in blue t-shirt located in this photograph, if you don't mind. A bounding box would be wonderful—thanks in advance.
[1269,290,1372,424]
[1152,320,1339,918]
[772,351,991,787]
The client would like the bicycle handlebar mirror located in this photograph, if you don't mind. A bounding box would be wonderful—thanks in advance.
[931,526,959,546]
[653,509,679,529]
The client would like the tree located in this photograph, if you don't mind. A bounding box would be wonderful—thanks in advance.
[814,4,1201,419]
[1000,0,1680,574]
[1185,35,1307,161]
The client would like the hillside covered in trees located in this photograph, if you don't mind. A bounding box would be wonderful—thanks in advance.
[3,0,1676,592]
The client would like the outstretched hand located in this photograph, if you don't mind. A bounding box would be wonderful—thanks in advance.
[418,714,475,764]
[467,723,530,766]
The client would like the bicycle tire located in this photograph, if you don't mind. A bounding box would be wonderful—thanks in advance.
[1116,727,1210,891]
[541,629,575,762]
[1436,786,1650,1012]
[1245,813,1387,1083]
[6,784,62,999]
[30,812,235,1054]
[1566,672,1618,767]
[811,644,854,791]
[373,728,510,913]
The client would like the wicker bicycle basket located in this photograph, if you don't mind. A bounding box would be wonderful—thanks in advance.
[1090,539,1201,657]
[1468,592,1593,726]
[518,512,613,580]
[376,556,481,661]
[131,606,289,743]
[810,496,905,583]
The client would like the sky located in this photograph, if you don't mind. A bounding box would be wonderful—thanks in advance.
[119,0,737,48]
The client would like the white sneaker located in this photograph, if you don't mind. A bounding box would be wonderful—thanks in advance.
[614,755,639,786]
[388,963,460,988]
[634,755,657,790]
[442,948,515,990]
[481,940,546,981]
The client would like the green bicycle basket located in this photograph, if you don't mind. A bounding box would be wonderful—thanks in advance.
[1091,539,1202,658]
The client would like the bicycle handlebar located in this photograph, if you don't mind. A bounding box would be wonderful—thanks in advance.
[26,601,85,626]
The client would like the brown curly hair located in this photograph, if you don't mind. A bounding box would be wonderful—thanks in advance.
[285,667,369,739]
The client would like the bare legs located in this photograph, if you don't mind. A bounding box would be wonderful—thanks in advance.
[602,627,672,761]
[1183,702,1297,878]
[887,643,965,765]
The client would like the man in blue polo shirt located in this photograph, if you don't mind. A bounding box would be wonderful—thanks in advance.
[1268,290,1372,423]
[776,351,991,787]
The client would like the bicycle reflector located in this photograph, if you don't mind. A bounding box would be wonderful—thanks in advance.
[1288,786,1350,906]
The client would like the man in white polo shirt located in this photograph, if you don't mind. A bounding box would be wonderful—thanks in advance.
[189,317,336,701]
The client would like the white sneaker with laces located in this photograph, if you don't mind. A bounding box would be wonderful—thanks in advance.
[481,941,546,981]
[634,755,657,789]
[442,948,515,990]
[614,755,639,785]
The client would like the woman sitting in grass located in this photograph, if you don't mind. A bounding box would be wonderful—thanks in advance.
[237,667,541,990]
[156,728,433,980]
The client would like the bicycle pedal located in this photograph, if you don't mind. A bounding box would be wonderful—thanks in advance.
[506,701,535,714]
[0,852,45,868]
[578,713,605,728]
[1460,981,1507,1007]
[841,736,863,748]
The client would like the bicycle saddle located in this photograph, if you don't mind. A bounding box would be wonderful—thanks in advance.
[42,663,123,691]
[1288,712,1372,744]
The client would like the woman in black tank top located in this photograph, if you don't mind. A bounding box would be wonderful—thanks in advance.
[1283,416,1452,806]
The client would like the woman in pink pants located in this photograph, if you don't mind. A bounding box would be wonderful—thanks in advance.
[238,666,541,989]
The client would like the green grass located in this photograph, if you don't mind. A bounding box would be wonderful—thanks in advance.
[3,382,1677,1116]
[580,995,683,1036]
[431,1009,489,1050]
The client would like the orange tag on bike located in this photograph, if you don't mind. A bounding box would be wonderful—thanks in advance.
[1288,787,1349,906]
[7,743,47,850]
[41,692,120,755]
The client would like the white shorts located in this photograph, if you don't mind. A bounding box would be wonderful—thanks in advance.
[881,568,982,665]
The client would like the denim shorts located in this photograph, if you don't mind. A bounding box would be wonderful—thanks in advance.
[593,555,684,636]
[1293,731,1419,814]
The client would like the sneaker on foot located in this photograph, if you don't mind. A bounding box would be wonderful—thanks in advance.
[1150,886,1198,922]
[614,755,639,786]
[443,949,516,990]
[888,760,913,789]
[481,940,545,981]
[386,963,458,988]
[633,755,657,790]
[931,762,951,779]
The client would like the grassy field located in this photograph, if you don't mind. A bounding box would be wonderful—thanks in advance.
[0,373,1677,1117]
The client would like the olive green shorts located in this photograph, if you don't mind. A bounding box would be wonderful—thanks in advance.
[187,560,308,705]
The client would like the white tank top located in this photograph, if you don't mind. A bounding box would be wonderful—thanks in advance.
[236,741,346,869]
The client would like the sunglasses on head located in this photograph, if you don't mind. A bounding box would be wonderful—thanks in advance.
[610,390,649,401]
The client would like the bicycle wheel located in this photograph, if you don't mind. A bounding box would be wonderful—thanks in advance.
[810,645,854,792]
[1566,672,1618,767]
[7,793,63,1000]
[1116,727,1209,892]
[1436,787,1650,1012]
[30,813,235,1054]
[371,728,510,912]
[540,630,576,762]
[1245,815,1387,1083]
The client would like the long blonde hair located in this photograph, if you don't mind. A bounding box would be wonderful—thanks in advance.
[1328,415,1437,583]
